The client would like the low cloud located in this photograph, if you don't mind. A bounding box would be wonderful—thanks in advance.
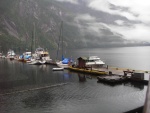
[55,0,78,4]
[87,0,150,23]
[74,14,105,36]
[83,0,150,42]
[55,0,150,43]
[115,20,125,26]
[103,23,150,42]
[75,14,96,22]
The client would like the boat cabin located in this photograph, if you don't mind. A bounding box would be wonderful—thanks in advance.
[77,57,88,68]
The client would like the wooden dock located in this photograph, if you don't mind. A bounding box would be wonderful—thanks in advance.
[143,76,150,113]
[69,66,108,75]
[97,75,128,84]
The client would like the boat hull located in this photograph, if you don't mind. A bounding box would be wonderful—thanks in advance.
[28,60,46,65]
[56,61,69,68]
[52,68,64,71]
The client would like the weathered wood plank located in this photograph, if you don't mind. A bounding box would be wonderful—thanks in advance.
[143,75,150,113]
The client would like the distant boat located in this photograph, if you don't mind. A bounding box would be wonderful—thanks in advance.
[1,55,5,59]
[56,21,72,68]
[18,51,32,62]
[52,67,64,71]
[0,53,2,58]
[86,56,105,68]
[28,59,46,65]
[28,47,51,65]
[6,49,16,60]
[23,52,32,62]
[27,23,51,65]
[56,58,72,69]
[35,47,52,64]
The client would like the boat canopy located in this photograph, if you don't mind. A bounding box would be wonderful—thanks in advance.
[20,55,24,59]
[25,55,31,59]
[62,58,73,64]
[62,58,69,64]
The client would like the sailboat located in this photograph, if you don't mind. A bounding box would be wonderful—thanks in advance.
[27,23,46,65]
[56,21,73,69]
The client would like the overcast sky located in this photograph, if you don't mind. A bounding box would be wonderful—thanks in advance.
[56,0,150,42]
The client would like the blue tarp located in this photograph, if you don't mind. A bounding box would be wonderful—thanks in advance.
[25,55,31,59]
[20,55,24,59]
[62,58,69,64]
[62,58,73,64]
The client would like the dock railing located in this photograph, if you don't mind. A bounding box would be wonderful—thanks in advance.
[143,75,150,113]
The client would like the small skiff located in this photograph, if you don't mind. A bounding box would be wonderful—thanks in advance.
[52,68,64,71]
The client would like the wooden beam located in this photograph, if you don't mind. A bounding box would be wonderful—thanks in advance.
[143,75,150,113]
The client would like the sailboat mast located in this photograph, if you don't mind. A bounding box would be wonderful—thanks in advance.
[56,21,63,61]
[56,21,61,60]
[61,21,63,60]
[33,22,35,52]
[31,22,35,56]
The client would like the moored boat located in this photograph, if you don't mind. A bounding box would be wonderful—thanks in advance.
[56,58,73,69]
[86,56,105,68]
[27,47,51,65]
[28,59,46,65]
[52,67,64,71]
[6,49,16,60]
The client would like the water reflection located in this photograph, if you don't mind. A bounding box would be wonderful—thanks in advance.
[97,80,145,89]
[78,74,86,82]
[124,82,144,90]
[0,59,148,113]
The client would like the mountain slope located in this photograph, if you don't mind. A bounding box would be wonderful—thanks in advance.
[0,0,149,52]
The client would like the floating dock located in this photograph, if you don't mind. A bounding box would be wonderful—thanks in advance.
[69,66,108,75]
[69,66,149,85]
[143,76,150,113]
[97,75,128,84]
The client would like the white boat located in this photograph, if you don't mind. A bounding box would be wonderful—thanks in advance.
[40,51,52,64]
[23,52,32,62]
[18,51,32,62]
[35,47,52,64]
[86,56,105,68]
[52,67,64,71]
[6,49,16,60]
[0,53,2,58]
[55,21,73,69]
[1,55,5,59]
[28,47,51,65]
[28,59,46,65]
[56,61,69,69]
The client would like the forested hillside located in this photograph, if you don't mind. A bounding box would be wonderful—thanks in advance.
[0,0,149,52]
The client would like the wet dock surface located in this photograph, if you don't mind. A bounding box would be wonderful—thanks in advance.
[93,67,150,81]
[143,76,150,113]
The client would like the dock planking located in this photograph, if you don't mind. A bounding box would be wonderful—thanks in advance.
[143,76,150,113]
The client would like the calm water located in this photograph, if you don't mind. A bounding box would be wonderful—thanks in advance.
[50,46,150,71]
[0,46,149,113]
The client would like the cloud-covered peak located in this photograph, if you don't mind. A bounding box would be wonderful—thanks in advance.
[81,0,150,42]
[87,0,150,23]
